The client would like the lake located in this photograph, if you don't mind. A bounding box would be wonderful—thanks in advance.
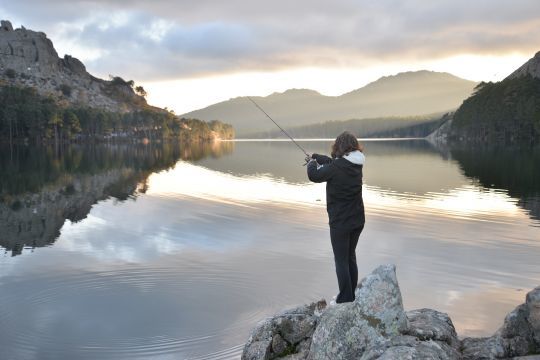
[0,140,539,359]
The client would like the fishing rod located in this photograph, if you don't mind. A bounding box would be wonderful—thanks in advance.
[247,97,311,164]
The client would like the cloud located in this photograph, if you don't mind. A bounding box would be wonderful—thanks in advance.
[2,0,540,81]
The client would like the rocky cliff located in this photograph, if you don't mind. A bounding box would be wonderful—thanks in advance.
[507,51,540,80]
[242,265,540,359]
[0,20,146,112]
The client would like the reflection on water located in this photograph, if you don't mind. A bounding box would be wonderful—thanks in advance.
[0,142,234,256]
[451,146,540,221]
[0,140,539,360]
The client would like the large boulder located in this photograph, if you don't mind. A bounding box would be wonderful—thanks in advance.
[309,264,409,360]
[462,286,540,359]
[528,286,540,348]
[1,20,13,31]
[361,310,461,360]
[404,309,460,350]
[242,265,540,360]
[242,300,326,360]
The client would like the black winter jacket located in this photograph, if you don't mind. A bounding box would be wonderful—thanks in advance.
[307,152,365,230]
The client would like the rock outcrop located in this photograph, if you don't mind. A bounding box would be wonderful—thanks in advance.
[462,287,540,359]
[426,112,454,144]
[0,20,146,112]
[506,51,540,80]
[242,265,540,360]
[242,300,327,360]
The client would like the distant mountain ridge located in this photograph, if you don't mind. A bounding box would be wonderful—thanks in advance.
[183,71,477,136]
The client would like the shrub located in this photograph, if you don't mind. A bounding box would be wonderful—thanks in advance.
[4,68,16,78]
[59,84,72,97]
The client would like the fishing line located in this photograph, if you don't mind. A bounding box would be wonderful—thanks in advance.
[247,96,310,158]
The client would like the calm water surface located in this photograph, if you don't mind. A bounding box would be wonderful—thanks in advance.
[0,140,539,359]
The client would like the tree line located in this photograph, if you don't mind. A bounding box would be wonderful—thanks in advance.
[250,113,444,138]
[452,75,540,144]
[0,85,234,145]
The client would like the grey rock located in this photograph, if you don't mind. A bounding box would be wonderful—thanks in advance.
[242,300,326,360]
[1,20,13,31]
[359,335,418,359]
[500,303,536,356]
[276,315,317,345]
[426,112,453,144]
[526,286,540,348]
[271,333,288,356]
[461,336,506,360]
[361,334,460,360]
[462,301,537,359]
[405,308,459,349]
[354,264,409,335]
[62,55,86,75]
[242,318,273,360]
[297,338,311,354]
[243,340,272,360]
[281,354,307,360]
[309,264,408,360]
[242,265,540,360]
[376,340,460,360]
[309,303,387,359]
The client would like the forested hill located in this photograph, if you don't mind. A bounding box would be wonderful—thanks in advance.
[0,20,234,143]
[183,71,477,136]
[449,51,540,144]
[0,85,234,144]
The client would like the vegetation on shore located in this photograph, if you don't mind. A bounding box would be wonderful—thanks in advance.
[0,84,234,144]
[451,75,540,143]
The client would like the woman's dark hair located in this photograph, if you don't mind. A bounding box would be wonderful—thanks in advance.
[331,131,360,158]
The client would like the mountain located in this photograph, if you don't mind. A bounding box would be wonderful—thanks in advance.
[444,51,540,144]
[0,20,148,112]
[183,71,477,136]
[0,20,233,143]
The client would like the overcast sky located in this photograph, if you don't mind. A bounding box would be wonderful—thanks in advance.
[2,0,539,113]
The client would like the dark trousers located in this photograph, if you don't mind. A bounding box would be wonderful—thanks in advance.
[330,225,364,303]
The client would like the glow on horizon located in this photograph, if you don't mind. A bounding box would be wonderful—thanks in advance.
[144,53,530,114]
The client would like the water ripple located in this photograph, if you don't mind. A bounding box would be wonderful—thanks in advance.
[0,265,266,359]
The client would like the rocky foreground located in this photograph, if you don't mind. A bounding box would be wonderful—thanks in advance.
[242,265,540,360]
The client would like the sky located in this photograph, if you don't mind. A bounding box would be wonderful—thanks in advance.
[1,0,539,113]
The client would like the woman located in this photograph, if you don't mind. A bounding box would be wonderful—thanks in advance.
[306,131,365,304]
